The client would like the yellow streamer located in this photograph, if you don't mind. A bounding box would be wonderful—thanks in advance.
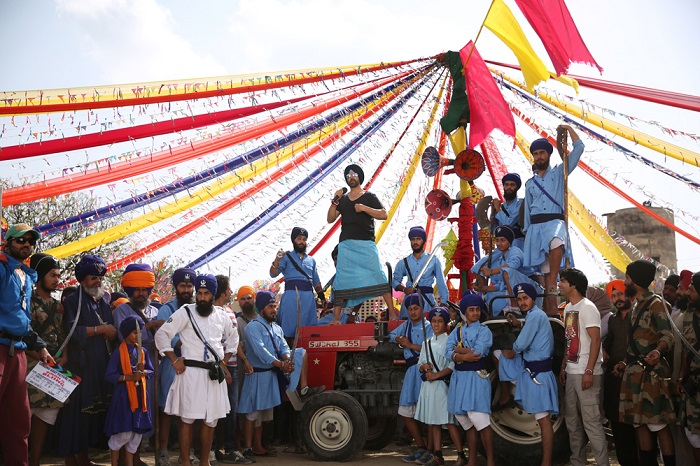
[502,72,700,167]
[375,74,448,244]
[515,131,631,271]
[45,79,416,259]
[2,60,422,111]
[484,0,550,92]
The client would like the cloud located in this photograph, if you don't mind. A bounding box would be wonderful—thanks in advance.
[55,0,227,84]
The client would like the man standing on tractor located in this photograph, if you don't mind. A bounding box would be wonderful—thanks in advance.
[392,226,448,318]
[327,163,397,323]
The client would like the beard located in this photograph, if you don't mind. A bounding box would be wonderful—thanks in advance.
[615,298,632,311]
[177,290,194,307]
[534,158,550,172]
[241,302,255,314]
[84,284,105,299]
[411,243,424,254]
[677,295,689,311]
[130,295,149,311]
[39,278,59,294]
[624,282,638,299]
[196,298,214,317]
[503,189,517,201]
[347,178,359,189]
[293,242,307,254]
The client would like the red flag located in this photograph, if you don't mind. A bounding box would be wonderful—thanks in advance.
[459,42,515,149]
[515,0,602,75]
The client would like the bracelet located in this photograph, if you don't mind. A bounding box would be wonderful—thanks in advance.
[271,263,278,268]
[94,325,98,334]
[584,368,593,375]
[618,361,627,367]
[650,349,661,357]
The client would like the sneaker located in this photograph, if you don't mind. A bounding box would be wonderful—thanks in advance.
[209,450,218,465]
[298,385,325,402]
[222,450,253,464]
[454,452,467,466]
[158,450,171,466]
[426,454,444,466]
[415,450,434,465]
[402,450,426,463]
[242,448,256,463]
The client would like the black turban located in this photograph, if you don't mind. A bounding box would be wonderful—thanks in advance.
[626,260,656,289]
[344,164,364,185]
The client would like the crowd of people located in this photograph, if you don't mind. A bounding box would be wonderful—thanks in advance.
[1,124,700,466]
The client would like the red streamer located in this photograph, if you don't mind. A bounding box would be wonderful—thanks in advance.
[479,136,508,202]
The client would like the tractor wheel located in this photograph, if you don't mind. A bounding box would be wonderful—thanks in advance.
[300,391,368,461]
[364,415,397,450]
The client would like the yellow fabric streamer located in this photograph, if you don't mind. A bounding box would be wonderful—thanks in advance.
[484,0,550,92]
[45,84,410,259]
[503,73,700,167]
[515,131,631,272]
[375,74,448,244]
[1,60,418,110]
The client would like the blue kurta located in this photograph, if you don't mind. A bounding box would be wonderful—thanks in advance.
[104,343,154,436]
[523,140,584,268]
[446,321,493,414]
[390,318,433,407]
[155,299,181,408]
[494,197,525,251]
[272,251,321,337]
[415,333,455,425]
[0,253,37,349]
[393,253,449,317]
[238,319,302,413]
[471,246,541,316]
[498,307,559,415]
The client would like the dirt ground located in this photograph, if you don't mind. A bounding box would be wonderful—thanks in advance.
[38,441,622,466]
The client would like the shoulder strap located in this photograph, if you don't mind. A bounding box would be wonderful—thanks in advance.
[128,303,155,335]
[185,305,221,362]
[628,295,659,357]
[403,257,414,284]
[285,252,313,283]
[427,338,441,372]
[251,319,281,358]
[530,177,563,212]
[0,253,8,263]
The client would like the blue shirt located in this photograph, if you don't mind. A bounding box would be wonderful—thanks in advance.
[244,318,290,368]
[523,140,584,232]
[272,251,321,286]
[392,253,448,299]
[390,318,434,360]
[494,197,523,231]
[513,307,554,362]
[471,245,535,281]
[0,253,38,348]
[445,320,492,359]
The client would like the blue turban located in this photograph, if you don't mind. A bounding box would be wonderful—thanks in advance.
[428,306,450,324]
[408,226,427,243]
[494,225,514,245]
[75,254,106,282]
[172,268,196,286]
[344,164,365,185]
[255,290,276,313]
[514,282,538,301]
[119,315,145,340]
[529,138,553,156]
[195,273,217,297]
[502,173,522,190]
[403,293,421,310]
[459,293,486,314]
[291,227,308,241]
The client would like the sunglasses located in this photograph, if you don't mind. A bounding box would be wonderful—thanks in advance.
[12,236,38,246]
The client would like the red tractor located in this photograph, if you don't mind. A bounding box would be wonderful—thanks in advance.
[293,315,570,465]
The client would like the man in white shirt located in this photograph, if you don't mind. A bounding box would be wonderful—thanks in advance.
[559,268,608,466]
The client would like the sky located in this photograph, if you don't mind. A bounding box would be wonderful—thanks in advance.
[1,0,699,290]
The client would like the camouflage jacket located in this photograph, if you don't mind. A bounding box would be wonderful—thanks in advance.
[30,294,65,356]
[626,292,673,359]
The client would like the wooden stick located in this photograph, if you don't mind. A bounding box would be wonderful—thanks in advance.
[557,126,570,269]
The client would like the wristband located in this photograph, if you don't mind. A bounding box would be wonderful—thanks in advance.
[584,368,593,375]
[94,326,98,334]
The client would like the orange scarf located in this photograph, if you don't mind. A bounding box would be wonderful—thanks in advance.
[119,341,147,412]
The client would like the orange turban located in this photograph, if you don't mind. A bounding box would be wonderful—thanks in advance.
[112,297,130,309]
[606,280,625,299]
[237,285,255,301]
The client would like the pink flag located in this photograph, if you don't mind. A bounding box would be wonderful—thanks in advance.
[459,42,515,149]
[515,0,603,75]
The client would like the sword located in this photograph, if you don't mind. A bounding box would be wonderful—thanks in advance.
[525,367,543,385]
[135,321,143,387]
[413,240,449,291]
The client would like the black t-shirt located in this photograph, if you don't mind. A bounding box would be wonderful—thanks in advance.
[337,192,384,242]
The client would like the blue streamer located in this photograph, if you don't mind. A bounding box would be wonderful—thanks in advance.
[35,69,428,236]
[186,72,434,269]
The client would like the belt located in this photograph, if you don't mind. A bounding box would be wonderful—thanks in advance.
[252,366,273,372]
[454,358,487,372]
[183,359,217,370]
[285,280,313,291]
[417,286,434,295]
[0,330,29,356]
[405,356,419,368]
[530,213,565,224]
[524,358,552,373]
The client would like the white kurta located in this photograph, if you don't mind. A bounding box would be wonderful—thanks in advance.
[155,304,238,423]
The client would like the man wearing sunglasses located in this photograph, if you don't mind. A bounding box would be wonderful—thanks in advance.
[0,223,54,466]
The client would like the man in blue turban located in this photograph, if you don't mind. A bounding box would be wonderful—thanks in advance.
[392,226,449,318]
[523,124,584,315]
[492,173,526,251]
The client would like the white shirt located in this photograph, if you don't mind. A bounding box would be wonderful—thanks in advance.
[564,298,603,375]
